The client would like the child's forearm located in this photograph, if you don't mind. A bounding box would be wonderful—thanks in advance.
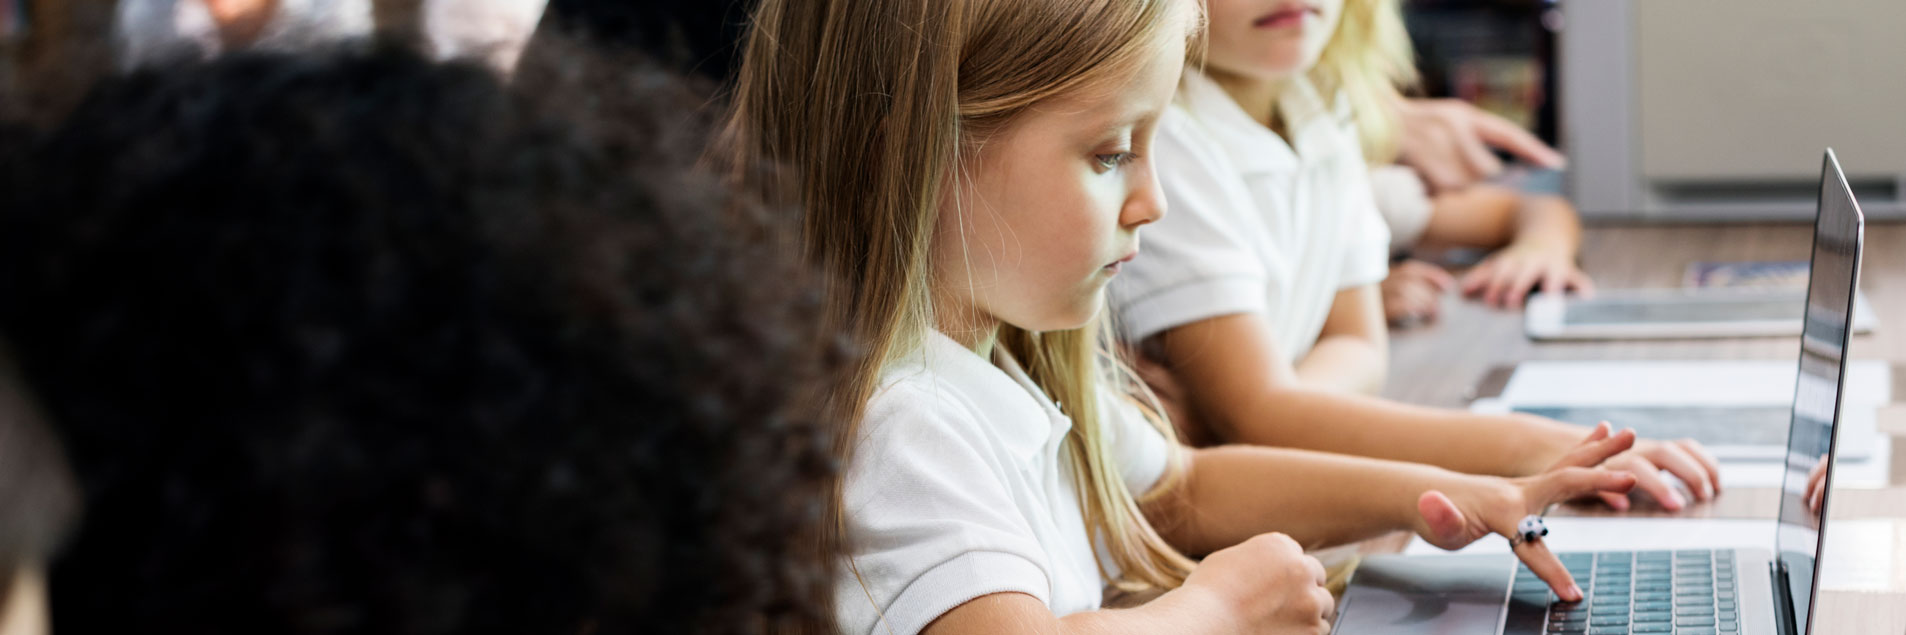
[1295,285,1389,396]
[1293,335,1386,395]
[1057,586,1238,635]
[1222,383,1582,476]
[1509,194,1582,254]
[925,586,1241,635]
[1145,445,1457,555]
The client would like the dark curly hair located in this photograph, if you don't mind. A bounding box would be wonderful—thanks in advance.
[0,40,840,634]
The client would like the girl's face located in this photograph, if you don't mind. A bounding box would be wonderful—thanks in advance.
[1204,0,1345,81]
[933,19,1187,337]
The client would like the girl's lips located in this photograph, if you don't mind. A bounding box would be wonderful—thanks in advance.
[1254,4,1319,28]
[1104,252,1138,272]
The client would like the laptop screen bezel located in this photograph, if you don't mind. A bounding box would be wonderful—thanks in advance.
[1776,149,1865,635]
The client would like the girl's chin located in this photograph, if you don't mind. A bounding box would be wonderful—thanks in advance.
[1013,301,1106,335]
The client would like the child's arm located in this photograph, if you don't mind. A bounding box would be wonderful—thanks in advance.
[1393,97,1566,193]
[1413,185,1593,308]
[1153,312,1722,507]
[926,534,1334,635]
[1293,285,1388,395]
[1144,424,1638,601]
[1451,192,1591,308]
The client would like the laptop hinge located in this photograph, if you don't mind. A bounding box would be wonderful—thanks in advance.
[1771,559,1799,635]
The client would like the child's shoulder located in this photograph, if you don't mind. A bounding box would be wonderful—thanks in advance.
[855,346,1051,461]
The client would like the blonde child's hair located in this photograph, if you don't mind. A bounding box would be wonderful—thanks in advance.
[1312,0,1419,164]
[722,0,1200,612]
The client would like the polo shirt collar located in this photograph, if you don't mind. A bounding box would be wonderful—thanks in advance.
[919,330,1073,462]
[1178,69,1348,175]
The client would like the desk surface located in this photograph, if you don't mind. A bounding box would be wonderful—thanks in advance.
[1378,222,1906,635]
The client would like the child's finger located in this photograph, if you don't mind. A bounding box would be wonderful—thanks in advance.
[1507,265,1545,309]
[1570,270,1597,298]
[1486,265,1521,307]
[1549,423,1636,470]
[1473,108,1567,169]
[1460,265,1492,296]
[1420,262,1458,293]
[1546,422,1609,469]
[1645,443,1715,502]
[1452,121,1507,182]
[1598,491,1632,511]
[1510,537,1583,602]
[1530,467,1636,508]
[1678,439,1724,495]
[1621,459,1686,511]
[1541,269,1567,302]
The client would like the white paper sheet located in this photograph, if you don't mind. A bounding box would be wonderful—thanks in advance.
[1472,360,1892,487]
[1494,360,1890,407]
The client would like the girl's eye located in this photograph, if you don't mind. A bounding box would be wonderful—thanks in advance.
[1094,153,1133,171]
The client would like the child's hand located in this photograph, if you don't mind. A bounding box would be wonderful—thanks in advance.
[1413,423,1639,601]
[1382,260,1455,325]
[1395,98,1566,193]
[1589,436,1723,512]
[1180,533,1335,635]
[1460,241,1594,309]
[1804,454,1830,513]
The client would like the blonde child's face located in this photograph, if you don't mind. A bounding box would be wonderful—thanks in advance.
[1204,0,1344,81]
[933,19,1187,335]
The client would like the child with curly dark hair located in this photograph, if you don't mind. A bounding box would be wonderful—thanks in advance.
[0,40,840,634]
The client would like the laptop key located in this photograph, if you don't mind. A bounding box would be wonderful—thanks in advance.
[1634,601,1672,612]
[1501,598,1546,635]
[1719,621,1740,632]
[1632,624,1672,633]
[1678,629,1718,635]
[1676,606,1716,616]
[1590,616,1628,627]
[1632,611,1671,623]
[1678,616,1717,626]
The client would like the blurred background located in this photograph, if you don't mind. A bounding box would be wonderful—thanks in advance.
[1405,0,1904,221]
[6,0,1902,221]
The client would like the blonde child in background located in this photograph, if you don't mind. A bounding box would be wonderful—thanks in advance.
[724,1,1641,633]
[1107,0,1720,510]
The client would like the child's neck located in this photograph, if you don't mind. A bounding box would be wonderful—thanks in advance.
[933,300,1002,360]
[1205,67,1295,139]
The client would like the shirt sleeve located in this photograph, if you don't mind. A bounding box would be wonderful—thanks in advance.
[1368,165,1434,251]
[1109,108,1269,345]
[835,381,1054,635]
[1098,389,1173,498]
[1334,127,1393,290]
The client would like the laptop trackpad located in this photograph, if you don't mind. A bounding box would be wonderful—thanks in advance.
[1334,554,1511,635]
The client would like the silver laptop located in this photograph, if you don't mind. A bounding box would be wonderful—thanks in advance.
[1334,150,1866,635]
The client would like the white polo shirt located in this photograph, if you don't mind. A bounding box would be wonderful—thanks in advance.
[837,331,1173,635]
[1110,70,1391,364]
[1368,164,1435,253]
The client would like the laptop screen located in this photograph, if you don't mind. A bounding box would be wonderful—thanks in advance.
[1774,150,1865,633]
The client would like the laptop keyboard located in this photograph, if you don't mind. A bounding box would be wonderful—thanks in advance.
[1503,549,1742,635]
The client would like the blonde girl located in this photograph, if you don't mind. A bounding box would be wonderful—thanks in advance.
[1107,0,1724,510]
[725,0,1637,633]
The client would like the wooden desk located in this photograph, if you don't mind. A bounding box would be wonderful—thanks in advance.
[1375,222,1906,635]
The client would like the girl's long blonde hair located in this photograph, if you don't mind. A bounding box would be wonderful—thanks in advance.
[722,0,1199,617]
[1311,0,1418,164]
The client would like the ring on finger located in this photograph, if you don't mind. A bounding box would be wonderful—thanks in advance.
[1507,514,1550,548]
